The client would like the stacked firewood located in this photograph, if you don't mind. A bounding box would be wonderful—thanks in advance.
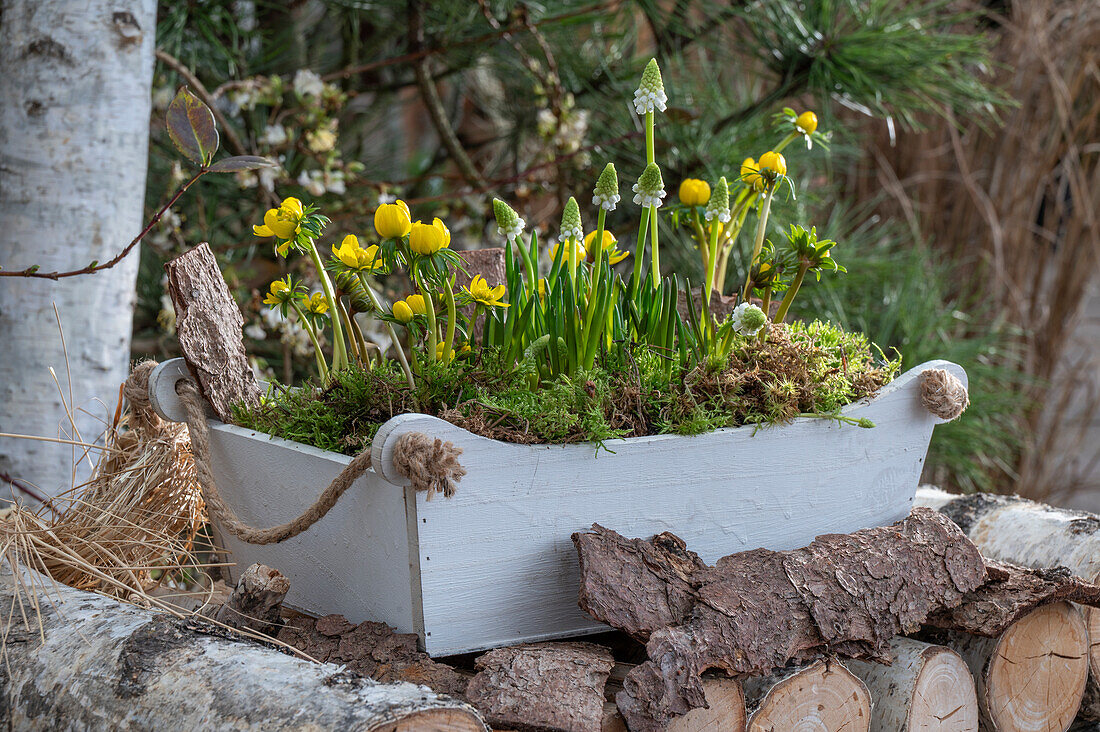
[4,492,1100,731]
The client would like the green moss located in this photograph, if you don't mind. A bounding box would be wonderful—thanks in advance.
[232,321,897,454]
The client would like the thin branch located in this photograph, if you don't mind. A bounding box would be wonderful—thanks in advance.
[0,171,204,280]
[155,50,248,158]
[410,1,492,192]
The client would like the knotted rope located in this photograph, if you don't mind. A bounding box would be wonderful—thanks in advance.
[150,373,464,546]
[121,360,163,434]
[919,368,969,421]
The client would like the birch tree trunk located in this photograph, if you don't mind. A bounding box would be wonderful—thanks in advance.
[0,0,156,498]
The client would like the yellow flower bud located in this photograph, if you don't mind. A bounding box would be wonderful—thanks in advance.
[374,199,412,239]
[405,293,427,315]
[758,151,787,177]
[795,111,818,135]
[740,158,763,191]
[408,218,450,255]
[392,300,414,324]
[678,178,711,207]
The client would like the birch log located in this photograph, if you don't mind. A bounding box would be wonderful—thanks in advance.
[845,637,979,731]
[742,659,871,732]
[0,569,486,731]
[916,487,1100,721]
[666,678,747,732]
[928,602,1089,732]
[0,0,156,497]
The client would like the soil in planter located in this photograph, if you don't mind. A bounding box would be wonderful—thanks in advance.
[231,320,899,454]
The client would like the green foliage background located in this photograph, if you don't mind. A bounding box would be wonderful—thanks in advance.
[140,0,1023,492]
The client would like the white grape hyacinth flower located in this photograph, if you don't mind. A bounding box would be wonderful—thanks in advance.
[731,302,767,336]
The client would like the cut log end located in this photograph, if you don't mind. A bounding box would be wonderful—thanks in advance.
[383,709,486,731]
[985,602,1088,732]
[745,660,870,732]
[667,677,746,732]
[847,638,979,732]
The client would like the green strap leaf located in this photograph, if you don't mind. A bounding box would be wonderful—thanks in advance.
[165,87,219,166]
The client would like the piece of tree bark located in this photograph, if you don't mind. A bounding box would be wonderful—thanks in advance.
[574,509,989,731]
[916,486,1100,722]
[0,568,486,731]
[165,242,262,422]
[213,563,289,635]
[604,665,745,732]
[742,659,870,732]
[466,642,615,732]
[845,637,979,731]
[927,560,1100,636]
[277,614,469,697]
[0,0,155,497]
[926,602,1089,732]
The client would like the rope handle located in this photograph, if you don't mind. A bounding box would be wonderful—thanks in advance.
[128,361,464,546]
[918,368,969,421]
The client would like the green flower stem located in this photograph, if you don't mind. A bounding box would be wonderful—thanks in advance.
[648,206,660,285]
[347,311,372,368]
[772,131,799,154]
[645,111,655,164]
[773,261,810,324]
[442,278,457,364]
[567,237,579,295]
[703,220,721,326]
[358,275,415,390]
[336,299,360,363]
[742,191,774,302]
[468,303,484,345]
[586,208,607,307]
[692,210,709,274]
[715,196,754,294]
[290,302,329,382]
[305,243,347,372]
[417,274,439,360]
[631,209,650,297]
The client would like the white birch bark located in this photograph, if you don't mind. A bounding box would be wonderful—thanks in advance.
[916,486,1100,722]
[0,0,156,498]
[845,637,979,731]
[0,567,488,730]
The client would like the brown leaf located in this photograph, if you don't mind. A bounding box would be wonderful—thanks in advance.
[166,87,219,166]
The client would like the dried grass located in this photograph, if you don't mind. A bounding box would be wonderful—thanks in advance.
[845,0,1100,499]
[0,382,219,621]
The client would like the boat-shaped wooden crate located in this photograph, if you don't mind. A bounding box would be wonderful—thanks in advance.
[150,358,965,657]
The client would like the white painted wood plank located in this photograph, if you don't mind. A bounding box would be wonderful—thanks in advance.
[382,360,964,655]
[206,424,418,635]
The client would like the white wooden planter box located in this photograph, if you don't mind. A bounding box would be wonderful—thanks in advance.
[151,359,965,657]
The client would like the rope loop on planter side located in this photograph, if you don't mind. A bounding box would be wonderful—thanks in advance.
[126,367,464,546]
[919,368,969,421]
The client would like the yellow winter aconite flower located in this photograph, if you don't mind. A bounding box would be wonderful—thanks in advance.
[374,200,412,239]
[549,240,586,264]
[584,230,629,265]
[795,111,818,135]
[678,179,711,207]
[408,218,450,255]
[758,151,787,177]
[740,158,763,191]
[392,300,414,323]
[463,275,510,309]
[263,277,293,306]
[405,293,427,315]
[332,234,383,273]
[436,341,470,362]
[306,292,329,315]
[253,197,304,241]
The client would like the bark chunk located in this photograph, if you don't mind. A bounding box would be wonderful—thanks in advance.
[466,642,615,732]
[575,509,988,730]
[165,242,261,421]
